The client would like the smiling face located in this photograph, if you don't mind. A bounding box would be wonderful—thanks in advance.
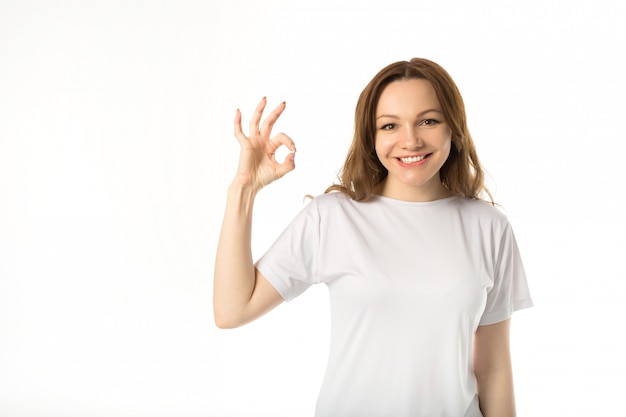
[374,78,453,202]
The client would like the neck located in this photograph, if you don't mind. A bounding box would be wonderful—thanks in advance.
[375,179,453,202]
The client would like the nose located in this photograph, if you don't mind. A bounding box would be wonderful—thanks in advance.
[402,125,423,149]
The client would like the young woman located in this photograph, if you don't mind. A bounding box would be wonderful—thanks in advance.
[213,58,533,417]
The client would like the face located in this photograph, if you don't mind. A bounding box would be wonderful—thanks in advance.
[374,79,452,202]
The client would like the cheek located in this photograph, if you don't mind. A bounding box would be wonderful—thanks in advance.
[374,137,398,172]
[440,130,453,159]
[374,135,386,161]
[443,138,452,157]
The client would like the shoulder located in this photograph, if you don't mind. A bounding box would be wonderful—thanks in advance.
[291,192,351,221]
[310,191,354,211]
[452,197,512,230]
[308,192,377,222]
[313,191,351,203]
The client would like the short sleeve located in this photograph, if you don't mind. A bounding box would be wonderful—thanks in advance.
[479,223,533,326]
[255,198,321,302]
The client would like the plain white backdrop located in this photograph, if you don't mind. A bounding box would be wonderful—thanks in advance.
[1,0,625,416]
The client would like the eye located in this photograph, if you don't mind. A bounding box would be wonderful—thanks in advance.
[380,123,397,130]
[420,119,440,126]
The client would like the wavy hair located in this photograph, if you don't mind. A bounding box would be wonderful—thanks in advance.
[326,58,492,203]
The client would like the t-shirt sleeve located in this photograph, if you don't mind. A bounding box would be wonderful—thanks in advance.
[255,198,321,302]
[479,222,533,326]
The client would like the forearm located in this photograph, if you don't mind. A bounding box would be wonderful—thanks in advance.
[476,366,516,417]
[213,183,259,327]
[213,98,294,328]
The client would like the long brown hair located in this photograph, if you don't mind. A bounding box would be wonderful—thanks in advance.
[326,58,492,203]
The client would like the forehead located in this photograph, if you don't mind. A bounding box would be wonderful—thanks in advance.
[376,79,440,114]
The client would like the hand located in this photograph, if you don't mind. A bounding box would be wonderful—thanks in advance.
[233,97,296,190]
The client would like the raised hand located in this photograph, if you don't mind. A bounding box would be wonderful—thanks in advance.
[233,97,296,190]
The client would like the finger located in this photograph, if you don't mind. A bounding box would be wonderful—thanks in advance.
[233,108,247,144]
[249,97,267,134]
[260,101,286,138]
[271,132,296,153]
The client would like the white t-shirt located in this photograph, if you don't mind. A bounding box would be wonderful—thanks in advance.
[256,193,533,417]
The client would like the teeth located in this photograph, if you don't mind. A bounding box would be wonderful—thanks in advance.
[400,155,426,164]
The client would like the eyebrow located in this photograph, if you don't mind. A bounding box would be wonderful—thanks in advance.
[376,109,443,120]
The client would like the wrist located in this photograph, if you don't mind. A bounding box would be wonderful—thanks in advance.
[228,180,260,195]
[227,182,259,211]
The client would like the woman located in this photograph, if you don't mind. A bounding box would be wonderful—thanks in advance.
[213,58,533,417]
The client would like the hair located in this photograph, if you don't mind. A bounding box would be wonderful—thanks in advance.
[325,57,493,203]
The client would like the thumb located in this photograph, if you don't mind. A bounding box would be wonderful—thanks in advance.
[275,151,296,178]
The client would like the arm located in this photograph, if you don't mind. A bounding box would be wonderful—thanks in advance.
[213,97,296,329]
[473,318,516,417]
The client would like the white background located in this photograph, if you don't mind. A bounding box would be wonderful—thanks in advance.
[1,0,625,416]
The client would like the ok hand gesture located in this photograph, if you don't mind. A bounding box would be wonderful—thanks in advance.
[233,97,296,190]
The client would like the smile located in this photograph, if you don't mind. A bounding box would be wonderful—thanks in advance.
[399,155,428,164]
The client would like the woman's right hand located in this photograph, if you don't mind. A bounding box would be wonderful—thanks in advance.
[232,97,296,190]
